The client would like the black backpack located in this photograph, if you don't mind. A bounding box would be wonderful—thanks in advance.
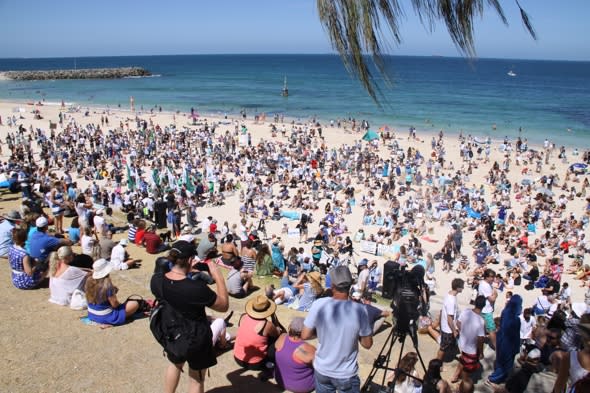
[149,274,212,360]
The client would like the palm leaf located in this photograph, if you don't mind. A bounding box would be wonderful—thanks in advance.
[318,0,537,104]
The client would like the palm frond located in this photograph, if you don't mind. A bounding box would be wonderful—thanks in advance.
[318,0,537,104]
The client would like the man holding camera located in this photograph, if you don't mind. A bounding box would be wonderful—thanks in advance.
[302,266,373,393]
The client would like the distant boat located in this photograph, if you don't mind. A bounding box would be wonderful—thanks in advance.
[507,70,516,77]
[281,76,288,97]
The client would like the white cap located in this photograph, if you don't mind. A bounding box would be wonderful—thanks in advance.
[36,216,49,228]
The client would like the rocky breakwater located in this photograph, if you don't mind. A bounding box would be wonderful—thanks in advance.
[0,67,151,80]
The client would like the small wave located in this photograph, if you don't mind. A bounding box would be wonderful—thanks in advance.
[43,101,75,106]
[123,74,161,79]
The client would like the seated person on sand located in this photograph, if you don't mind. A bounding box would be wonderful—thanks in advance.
[48,246,90,307]
[85,259,143,326]
[233,295,283,371]
[266,270,322,311]
[219,234,240,266]
[110,239,139,270]
[9,227,49,290]
[256,243,274,276]
[274,317,316,393]
[226,259,253,298]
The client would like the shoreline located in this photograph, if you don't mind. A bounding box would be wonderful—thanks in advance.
[0,98,581,153]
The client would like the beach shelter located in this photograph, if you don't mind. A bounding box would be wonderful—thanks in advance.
[362,129,379,142]
[569,163,588,174]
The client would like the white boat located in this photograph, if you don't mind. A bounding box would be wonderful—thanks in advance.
[507,70,516,77]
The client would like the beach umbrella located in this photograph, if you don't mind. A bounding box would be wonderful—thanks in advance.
[536,187,554,197]
[362,129,379,141]
[521,178,533,186]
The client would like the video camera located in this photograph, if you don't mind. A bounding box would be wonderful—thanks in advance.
[387,263,429,339]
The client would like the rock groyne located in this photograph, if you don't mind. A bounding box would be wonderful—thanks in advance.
[0,67,151,80]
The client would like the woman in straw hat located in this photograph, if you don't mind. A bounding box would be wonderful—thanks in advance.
[84,258,141,326]
[234,294,283,370]
[288,271,323,312]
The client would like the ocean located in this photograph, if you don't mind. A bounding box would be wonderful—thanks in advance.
[0,54,588,147]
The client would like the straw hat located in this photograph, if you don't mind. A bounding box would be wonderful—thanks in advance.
[245,295,277,319]
[307,271,322,286]
[92,258,113,279]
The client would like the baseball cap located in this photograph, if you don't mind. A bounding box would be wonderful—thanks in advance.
[329,266,352,289]
[36,216,49,228]
[358,258,368,267]
[171,240,196,259]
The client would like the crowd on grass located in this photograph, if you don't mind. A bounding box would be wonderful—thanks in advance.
[2,108,590,392]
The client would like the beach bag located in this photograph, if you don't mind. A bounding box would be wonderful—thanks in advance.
[70,289,87,310]
[149,274,212,359]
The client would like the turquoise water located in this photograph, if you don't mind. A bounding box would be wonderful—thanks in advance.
[0,54,588,146]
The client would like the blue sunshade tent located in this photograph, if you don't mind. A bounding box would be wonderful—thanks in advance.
[362,129,379,141]
[569,163,588,173]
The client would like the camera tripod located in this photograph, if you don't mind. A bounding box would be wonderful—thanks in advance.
[361,323,427,393]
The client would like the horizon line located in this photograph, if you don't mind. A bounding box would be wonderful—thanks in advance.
[0,53,588,63]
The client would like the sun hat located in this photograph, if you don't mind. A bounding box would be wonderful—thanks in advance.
[307,271,322,286]
[330,265,353,289]
[92,258,113,279]
[119,239,128,246]
[3,210,22,221]
[35,216,49,228]
[171,240,196,259]
[351,291,362,300]
[245,294,277,319]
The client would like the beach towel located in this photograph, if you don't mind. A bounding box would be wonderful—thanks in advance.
[421,236,439,243]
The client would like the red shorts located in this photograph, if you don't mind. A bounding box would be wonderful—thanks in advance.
[460,352,481,373]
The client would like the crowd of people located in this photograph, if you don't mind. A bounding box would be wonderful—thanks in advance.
[2,104,590,393]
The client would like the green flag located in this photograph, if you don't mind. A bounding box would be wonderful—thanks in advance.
[152,168,160,186]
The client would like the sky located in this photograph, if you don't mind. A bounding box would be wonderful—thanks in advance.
[0,0,588,60]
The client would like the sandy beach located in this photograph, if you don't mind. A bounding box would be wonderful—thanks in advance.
[0,98,588,393]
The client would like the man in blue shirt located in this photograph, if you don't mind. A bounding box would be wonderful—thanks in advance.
[29,216,72,262]
[0,210,22,257]
[302,266,373,393]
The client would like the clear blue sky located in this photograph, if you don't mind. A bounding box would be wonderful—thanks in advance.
[0,0,587,60]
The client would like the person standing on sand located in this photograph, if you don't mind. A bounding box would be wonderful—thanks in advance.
[150,241,228,393]
[437,278,464,361]
[478,268,498,349]
[302,266,373,393]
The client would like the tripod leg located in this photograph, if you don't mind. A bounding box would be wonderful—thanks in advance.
[387,334,406,393]
[411,336,428,373]
[361,328,397,393]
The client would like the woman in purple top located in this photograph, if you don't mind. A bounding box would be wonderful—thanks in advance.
[274,317,316,393]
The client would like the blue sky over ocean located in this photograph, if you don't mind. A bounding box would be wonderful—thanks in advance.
[0,0,588,60]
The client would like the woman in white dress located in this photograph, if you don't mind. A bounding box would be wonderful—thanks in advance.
[48,246,90,307]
